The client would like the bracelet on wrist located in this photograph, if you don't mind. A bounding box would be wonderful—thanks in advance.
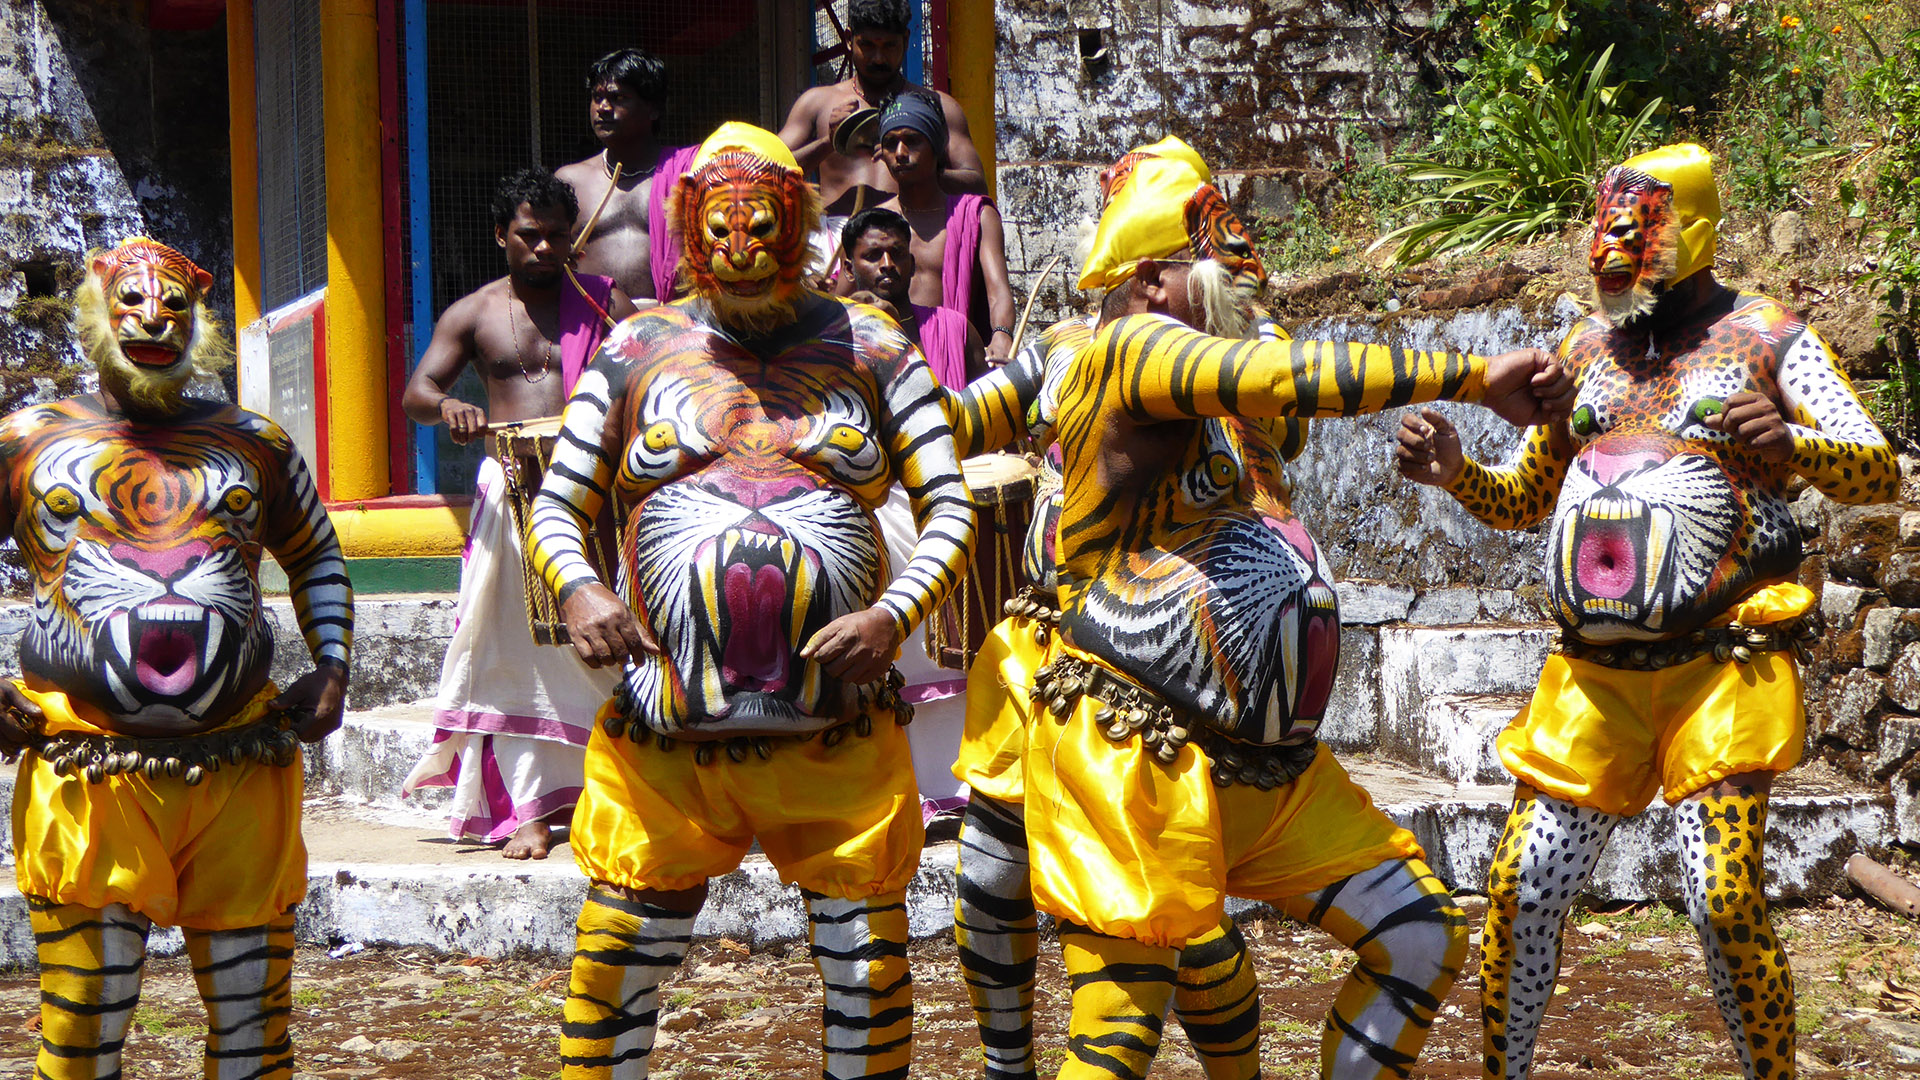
[991,325,1013,339]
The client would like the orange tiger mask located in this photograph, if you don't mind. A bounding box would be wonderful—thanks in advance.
[74,239,225,417]
[671,152,820,335]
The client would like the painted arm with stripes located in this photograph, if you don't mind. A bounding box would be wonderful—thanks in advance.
[1101,314,1568,427]
[255,413,354,740]
[943,315,1095,456]
[843,310,979,644]
[525,353,651,669]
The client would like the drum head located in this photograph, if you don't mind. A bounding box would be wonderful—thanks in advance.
[961,452,1039,492]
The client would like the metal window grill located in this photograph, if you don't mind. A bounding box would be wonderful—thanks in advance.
[255,0,327,312]
[421,0,769,315]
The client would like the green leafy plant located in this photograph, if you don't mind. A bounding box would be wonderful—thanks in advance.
[1370,46,1663,266]
[1858,25,1920,444]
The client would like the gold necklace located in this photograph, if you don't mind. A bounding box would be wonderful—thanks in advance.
[505,291,553,384]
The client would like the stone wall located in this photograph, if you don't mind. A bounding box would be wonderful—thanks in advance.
[1799,490,1920,845]
[0,0,232,414]
[993,0,1444,321]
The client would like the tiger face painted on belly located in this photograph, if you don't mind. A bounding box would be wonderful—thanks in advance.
[0,399,348,732]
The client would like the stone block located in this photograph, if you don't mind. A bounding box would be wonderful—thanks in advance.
[1334,581,1412,625]
[1792,486,1830,540]
[1825,505,1904,585]
[1874,715,1920,780]
[1407,587,1482,625]
[1377,627,1552,768]
[1822,581,1868,627]
[1888,553,1920,607]
[1902,511,1920,549]
[1890,648,1920,714]
[1417,693,1526,785]
[1319,627,1381,751]
[1863,607,1920,670]
[1821,667,1885,747]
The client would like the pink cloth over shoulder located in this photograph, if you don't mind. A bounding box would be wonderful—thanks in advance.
[648,144,700,301]
[942,193,988,318]
[557,272,615,397]
[912,303,972,390]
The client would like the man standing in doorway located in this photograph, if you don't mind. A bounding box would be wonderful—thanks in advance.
[556,47,697,302]
[400,167,638,860]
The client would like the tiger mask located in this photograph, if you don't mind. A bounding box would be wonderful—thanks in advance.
[1589,166,1680,328]
[671,152,821,336]
[74,239,228,418]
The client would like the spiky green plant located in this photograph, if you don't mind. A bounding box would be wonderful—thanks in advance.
[1369,46,1664,266]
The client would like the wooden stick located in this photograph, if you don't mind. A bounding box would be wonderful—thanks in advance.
[1009,253,1064,360]
[571,156,623,256]
[1848,853,1920,917]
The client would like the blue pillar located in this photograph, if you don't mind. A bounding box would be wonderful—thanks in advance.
[404,0,438,493]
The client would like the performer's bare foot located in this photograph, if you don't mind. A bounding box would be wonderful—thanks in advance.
[502,820,553,860]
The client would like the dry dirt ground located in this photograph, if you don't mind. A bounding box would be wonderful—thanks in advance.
[2,897,1919,1080]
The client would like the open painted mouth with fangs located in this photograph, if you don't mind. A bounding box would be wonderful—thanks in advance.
[702,516,815,696]
[1595,271,1634,295]
[101,599,231,709]
[1557,494,1674,627]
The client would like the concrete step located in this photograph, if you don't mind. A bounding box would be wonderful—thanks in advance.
[303,702,450,820]
[0,756,1890,970]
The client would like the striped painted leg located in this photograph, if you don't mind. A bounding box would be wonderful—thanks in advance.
[183,913,297,1080]
[806,889,914,1080]
[953,792,1039,1079]
[1174,918,1261,1080]
[1479,792,1617,1080]
[1676,790,1795,1080]
[1056,921,1177,1080]
[559,887,697,1079]
[1279,857,1468,1080]
[28,898,151,1080]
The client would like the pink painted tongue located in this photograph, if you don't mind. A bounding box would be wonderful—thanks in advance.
[135,625,199,696]
[720,563,791,691]
[1295,614,1337,718]
[1575,525,1639,601]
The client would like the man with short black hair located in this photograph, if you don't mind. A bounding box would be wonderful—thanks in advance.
[842,206,985,385]
[557,47,695,301]
[400,166,638,861]
[778,0,986,219]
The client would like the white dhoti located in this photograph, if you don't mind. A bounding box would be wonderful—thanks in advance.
[875,485,970,821]
[402,457,619,843]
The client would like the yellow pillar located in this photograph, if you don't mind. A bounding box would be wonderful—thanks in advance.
[320,0,390,500]
[948,2,996,197]
[226,0,262,329]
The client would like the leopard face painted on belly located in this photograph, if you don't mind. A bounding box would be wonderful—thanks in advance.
[1549,296,1846,641]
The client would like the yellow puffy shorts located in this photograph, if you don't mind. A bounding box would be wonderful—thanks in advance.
[950,614,1057,805]
[11,680,307,930]
[571,702,925,900]
[1498,583,1812,817]
[1022,651,1420,948]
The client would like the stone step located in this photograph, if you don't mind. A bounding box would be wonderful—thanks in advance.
[0,757,1889,970]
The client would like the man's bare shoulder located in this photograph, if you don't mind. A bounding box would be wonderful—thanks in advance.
[554,156,601,184]
[438,278,507,328]
[785,84,844,123]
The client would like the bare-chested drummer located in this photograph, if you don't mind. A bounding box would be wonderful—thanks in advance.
[555,47,693,302]
[399,167,638,860]
[778,0,986,222]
